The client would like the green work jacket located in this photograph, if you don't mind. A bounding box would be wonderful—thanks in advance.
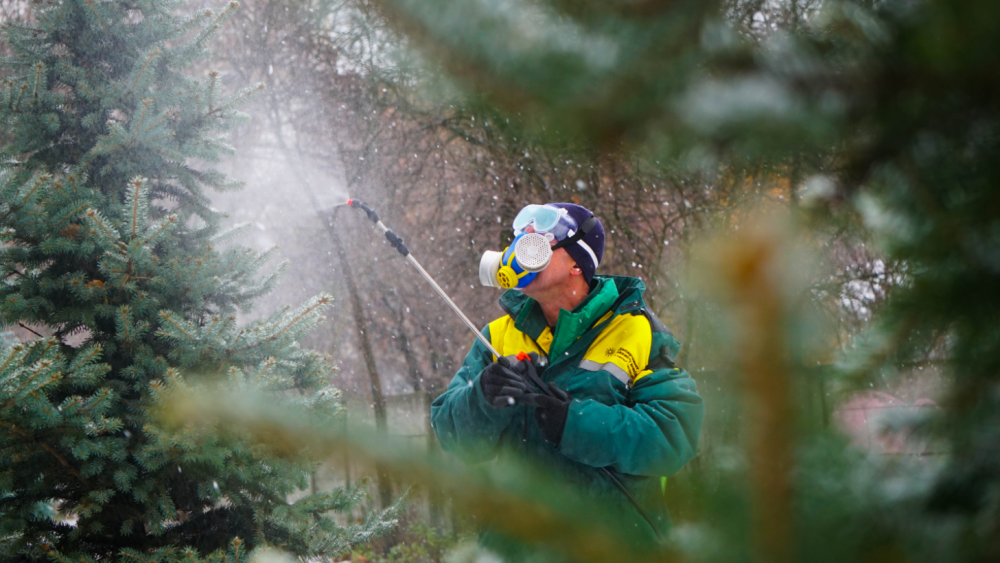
[430,275,704,546]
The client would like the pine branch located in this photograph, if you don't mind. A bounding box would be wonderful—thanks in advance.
[208,71,218,113]
[83,0,107,30]
[12,83,26,112]
[192,1,239,49]
[208,83,265,117]
[266,295,333,344]
[75,81,97,101]
[0,420,85,484]
[0,174,50,223]
[8,359,56,398]
[0,346,22,374]
[132,99,153,143]
[120,548,164,563]
[166,9,213,41]
[192,249,253,290]
[157,311,196,340]
[141,111,172,136]
[68,344,103,371]
[58,203,94,226]
[67,173,80,196]
[251,357,276,386]
[143,131,176,144]
[83,209,126,251]
[118,258,135,289]
[2,23,42,33]
[189,257,204,289]
[31,62,44,105]
[147,141,183,162]
[50,179,68,199]
[142,214,178,246]
[20,174,49,207]
[130,49,161,94]
[129,178,144,239]
[210,222,250,244]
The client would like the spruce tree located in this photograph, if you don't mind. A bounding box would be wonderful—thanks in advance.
[0,1,396,561]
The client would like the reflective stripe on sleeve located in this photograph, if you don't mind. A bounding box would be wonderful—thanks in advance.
[579,359,631,386]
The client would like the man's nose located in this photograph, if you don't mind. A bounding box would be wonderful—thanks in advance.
[525,225,536,234]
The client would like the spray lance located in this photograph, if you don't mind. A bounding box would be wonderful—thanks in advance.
[338,199,553,393]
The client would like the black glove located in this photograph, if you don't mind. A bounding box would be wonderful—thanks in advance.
[520,383,572,446]
[479,357,532,408]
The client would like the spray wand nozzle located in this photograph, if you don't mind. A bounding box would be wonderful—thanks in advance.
[347,199,409,257]
[347,198,379,223]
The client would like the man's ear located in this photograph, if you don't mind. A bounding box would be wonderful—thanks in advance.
[569,262,583,276]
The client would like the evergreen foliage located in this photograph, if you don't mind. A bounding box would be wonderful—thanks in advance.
[0,1,397,561]
[174,0,1000,561]
[359,0,1000,558]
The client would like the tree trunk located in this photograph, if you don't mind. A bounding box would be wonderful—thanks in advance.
[331,228,393,510]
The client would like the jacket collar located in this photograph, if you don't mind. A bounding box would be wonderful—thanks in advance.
[497,275,648,357]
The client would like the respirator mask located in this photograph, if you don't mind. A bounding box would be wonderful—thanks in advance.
[479,204,595,290]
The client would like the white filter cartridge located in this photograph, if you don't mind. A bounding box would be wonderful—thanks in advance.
[479,250,504,288]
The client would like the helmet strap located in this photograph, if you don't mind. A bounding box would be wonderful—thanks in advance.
[552,215,597,252]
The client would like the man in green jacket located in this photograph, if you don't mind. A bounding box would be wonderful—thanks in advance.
[430,203,704,550]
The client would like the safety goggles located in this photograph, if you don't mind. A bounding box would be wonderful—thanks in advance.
[512,204,577,239]
[512,203,599,268]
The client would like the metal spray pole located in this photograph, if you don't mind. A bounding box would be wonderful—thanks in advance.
[341,199,506,364]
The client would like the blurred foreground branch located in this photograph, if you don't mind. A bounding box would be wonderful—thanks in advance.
[158,384,684,563]
[711,221,797,563]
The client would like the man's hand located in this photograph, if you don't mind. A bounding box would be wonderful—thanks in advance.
[480,352,546,408]
[520,383,572,446]
[480,359,531,408]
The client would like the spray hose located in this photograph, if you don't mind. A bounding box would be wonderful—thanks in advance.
[341,198,662,540]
